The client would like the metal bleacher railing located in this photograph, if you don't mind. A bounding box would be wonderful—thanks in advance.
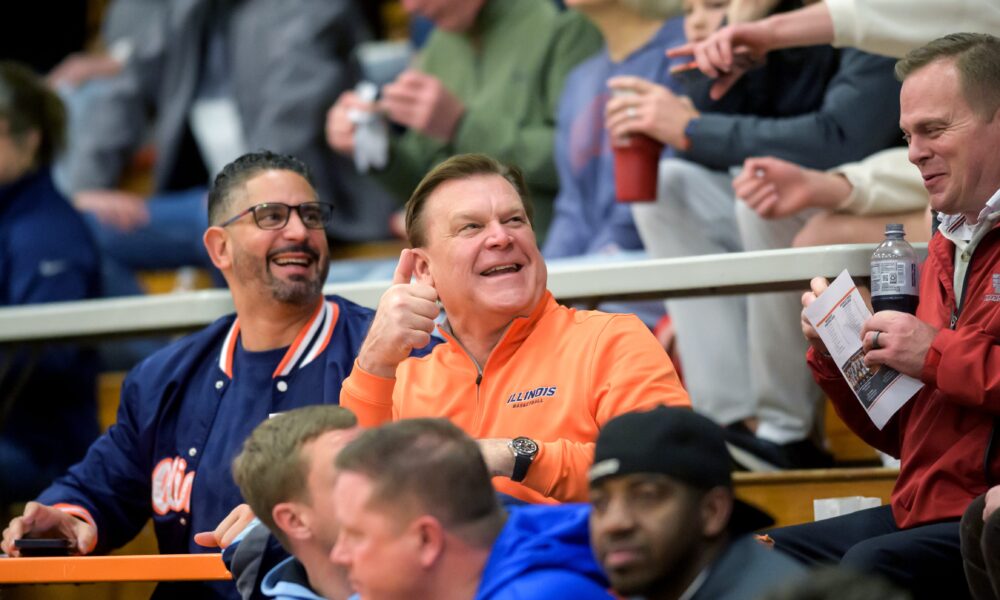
[0,244,922,345]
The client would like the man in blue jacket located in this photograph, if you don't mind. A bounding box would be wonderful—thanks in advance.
[329,418,614,600]
[0,151,383,600]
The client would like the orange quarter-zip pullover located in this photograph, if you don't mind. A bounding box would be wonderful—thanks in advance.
[342,291,690,503]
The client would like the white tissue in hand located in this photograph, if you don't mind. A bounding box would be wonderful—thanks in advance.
[350,81,388,172]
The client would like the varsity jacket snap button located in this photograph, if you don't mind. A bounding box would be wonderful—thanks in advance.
[276,381,288,392]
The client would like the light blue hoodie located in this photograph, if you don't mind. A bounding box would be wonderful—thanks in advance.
[260,556,324,600]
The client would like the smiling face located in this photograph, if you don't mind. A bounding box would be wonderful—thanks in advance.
[900,59,1000,219]
[210,169,330,307]
[589,474,707,597]
[412,174,547,327]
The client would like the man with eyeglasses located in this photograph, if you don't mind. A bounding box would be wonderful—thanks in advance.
[0,151,424,600]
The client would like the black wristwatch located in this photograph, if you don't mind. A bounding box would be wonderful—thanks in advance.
[508,436,539,482]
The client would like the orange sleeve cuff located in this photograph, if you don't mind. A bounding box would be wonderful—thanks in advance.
[522,440,593,503]
[340,359,396,427]
[53,503,98,554]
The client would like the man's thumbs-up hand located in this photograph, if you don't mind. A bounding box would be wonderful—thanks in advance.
[357,249,440,378]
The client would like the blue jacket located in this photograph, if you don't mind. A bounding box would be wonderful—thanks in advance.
[260,557,324,600]
[0,168,101,494]
[476,504,613,600]
[36,295,378,600]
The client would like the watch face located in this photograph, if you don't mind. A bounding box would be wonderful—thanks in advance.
[512,437,538,456]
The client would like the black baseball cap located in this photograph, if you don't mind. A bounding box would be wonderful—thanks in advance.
[589,406,774,535]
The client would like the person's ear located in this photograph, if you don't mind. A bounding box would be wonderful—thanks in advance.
[700,487,734,538]
[412,515,445,569]
[411,248,436,289]
[273,502,311,541]
[203,226,231,271]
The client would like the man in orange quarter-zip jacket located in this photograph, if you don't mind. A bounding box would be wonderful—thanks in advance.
[341,153,690,504]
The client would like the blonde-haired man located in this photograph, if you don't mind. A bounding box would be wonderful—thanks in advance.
[230,405,360,600]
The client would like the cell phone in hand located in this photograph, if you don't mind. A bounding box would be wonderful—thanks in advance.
[13,538,74,557]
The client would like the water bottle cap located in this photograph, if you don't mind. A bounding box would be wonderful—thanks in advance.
[885,223,905,235]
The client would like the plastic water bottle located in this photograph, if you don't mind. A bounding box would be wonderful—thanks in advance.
[870,223,919,314]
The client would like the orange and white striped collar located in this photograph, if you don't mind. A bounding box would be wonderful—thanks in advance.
[217,300,340,379]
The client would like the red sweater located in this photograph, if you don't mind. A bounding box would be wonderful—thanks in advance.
[810,222,1000,528]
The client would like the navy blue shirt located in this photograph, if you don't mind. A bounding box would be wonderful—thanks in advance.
[0,168,101,495]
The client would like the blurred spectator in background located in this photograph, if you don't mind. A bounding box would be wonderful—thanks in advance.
[66,0,392,300]
[46,0,167,202]
[732,148,929,248]
[327,0,603,240]
[0,61,101,504]
[611,0,902,470]
[670,0,1000,97]
[541,0,684,330]
[544,0,683,260]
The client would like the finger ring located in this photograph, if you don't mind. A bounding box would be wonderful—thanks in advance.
[626,106,637,119]
[872,331,881,350]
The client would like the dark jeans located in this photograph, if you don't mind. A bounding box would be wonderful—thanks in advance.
[769,505,969,600]
[961,493,1000,600]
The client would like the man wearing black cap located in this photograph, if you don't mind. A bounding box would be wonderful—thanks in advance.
[588,406,804,600]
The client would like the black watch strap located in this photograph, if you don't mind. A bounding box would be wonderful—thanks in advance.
[509,437,539,482]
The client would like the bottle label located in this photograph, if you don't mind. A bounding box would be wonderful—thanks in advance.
[871,259,918,296]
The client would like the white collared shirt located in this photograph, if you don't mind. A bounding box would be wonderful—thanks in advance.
[938,187,1000,306]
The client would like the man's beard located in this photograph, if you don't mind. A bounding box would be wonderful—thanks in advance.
[268,259,328,304]
[234,244,330,306]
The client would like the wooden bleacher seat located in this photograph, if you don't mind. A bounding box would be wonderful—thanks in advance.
[735,467,898,528]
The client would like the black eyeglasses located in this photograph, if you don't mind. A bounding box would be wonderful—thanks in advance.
[220,202,334,230]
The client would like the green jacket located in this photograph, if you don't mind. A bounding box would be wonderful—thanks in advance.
[375,0,602,237]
